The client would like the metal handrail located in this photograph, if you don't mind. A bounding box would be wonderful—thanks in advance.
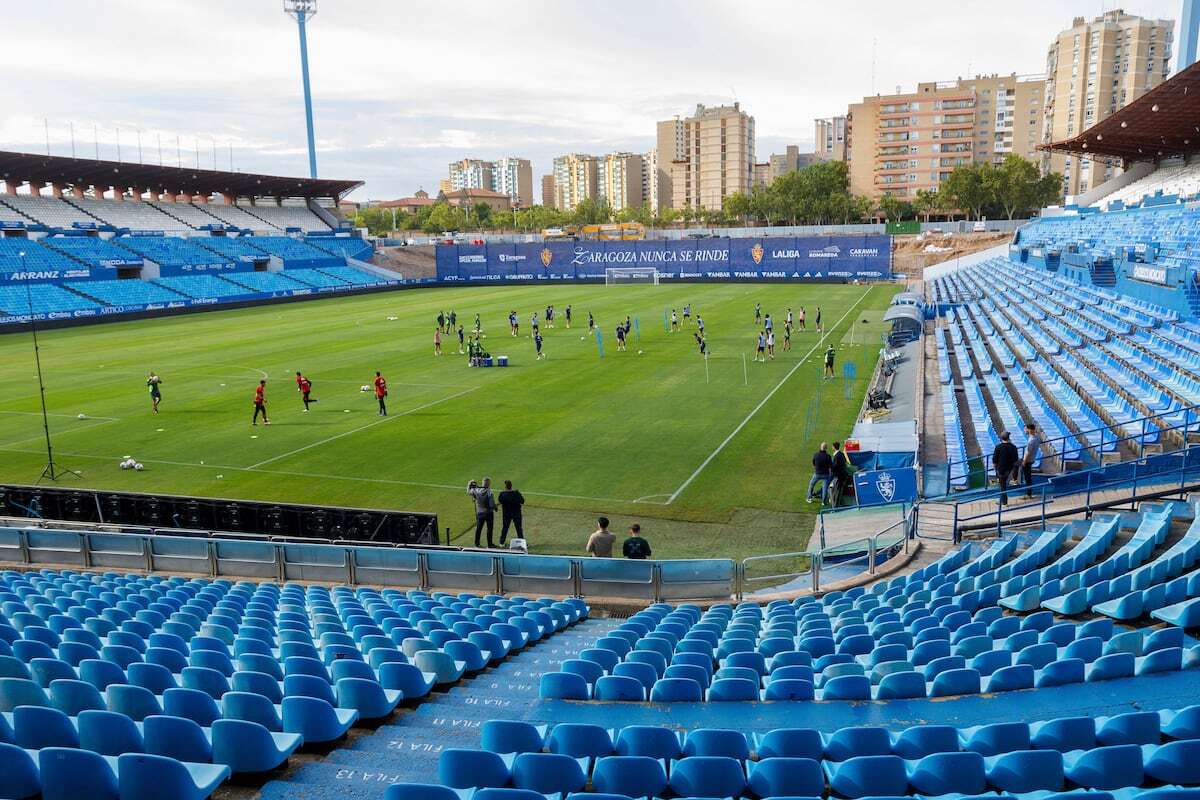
[935,402,1199,498]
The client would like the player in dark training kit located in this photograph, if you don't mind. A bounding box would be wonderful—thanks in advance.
[146,372,162,414]
[252,380,270,426]
[565,305,572,328]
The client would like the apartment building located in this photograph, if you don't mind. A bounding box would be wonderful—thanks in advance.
[446,157,532,206]
[1043,9,1175,197]
[654,118,685,211]
[657,103,755,211]
[493,158,534,207]
[598,152,644,211]
[768,145,818,180]
[541,174,556,209]
[641,149,659,213]
[815,117,848,161]
[845,73,1046,199]
[447,159,494,192]
[552,153,598,211]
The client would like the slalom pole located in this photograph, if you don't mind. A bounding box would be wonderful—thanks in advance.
[635,317,641,343]
[596,329,604,358]
[662,308,669,332]
[704,352,710,385]
[742,353,748,386]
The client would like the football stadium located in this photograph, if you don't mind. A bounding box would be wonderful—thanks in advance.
[4,1,1200,799]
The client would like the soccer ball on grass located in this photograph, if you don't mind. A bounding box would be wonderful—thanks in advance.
[360,385,370,393]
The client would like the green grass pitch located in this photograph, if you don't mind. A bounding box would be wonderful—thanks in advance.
[0,282,895,561]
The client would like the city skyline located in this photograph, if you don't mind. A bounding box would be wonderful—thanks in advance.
[0,0,1184,200]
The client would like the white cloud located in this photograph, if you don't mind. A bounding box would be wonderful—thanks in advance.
[0,0,1184,198]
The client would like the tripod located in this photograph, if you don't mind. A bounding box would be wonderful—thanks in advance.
[21,259,79,482]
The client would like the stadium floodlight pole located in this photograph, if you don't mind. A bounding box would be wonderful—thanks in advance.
[284,0,319,178]
[19,252,77,483]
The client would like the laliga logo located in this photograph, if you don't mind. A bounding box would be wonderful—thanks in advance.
[875,471,896,503]
[540,248,552,268]
[751,243,764,265]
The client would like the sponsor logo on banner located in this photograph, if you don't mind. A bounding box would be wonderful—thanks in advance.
[751,243,764,265]
[540,248,552,267]
[10,271,60,281]
[167,302,186,309]
[849,248,880,257]
[1132,264,1167,284]
[498,253,526,263]
[875,472,897,502]
[809,245,841,258]
[73,309,96,318]
[458,254,486,264]
[145,304,165,311]
[48,312,71,320]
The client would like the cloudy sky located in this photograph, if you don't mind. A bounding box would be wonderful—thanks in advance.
[0,0,1184,200]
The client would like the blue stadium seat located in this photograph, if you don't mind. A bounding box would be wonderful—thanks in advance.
[510,752,588,795]
[823,754,909,797]
[79,708,144,756]
[143,714,214,763]
[439,748,511,790]
[595,675,645,701]
[592,755,668,799]
[117,752,229,800]
[39,746,119,800]
[0,742,40,800]
[13,705,79,749]
[746,756,824,797]
[480,719,546,755]
[615,725,682,760]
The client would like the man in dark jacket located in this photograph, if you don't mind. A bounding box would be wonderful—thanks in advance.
[497,480,525,545]
[622,524,652,559]
[807,443,834,504]
[992,432,1021,506]
[830,441,851,507]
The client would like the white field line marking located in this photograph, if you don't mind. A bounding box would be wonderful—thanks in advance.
[0,411,119,420]
[244,385,481,470]
[0,445,633,505]
[665,288,873,505]
[0,417,122,450]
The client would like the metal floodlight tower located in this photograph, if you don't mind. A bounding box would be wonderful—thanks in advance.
[284,0,319,178]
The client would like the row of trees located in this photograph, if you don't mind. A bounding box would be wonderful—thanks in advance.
[351,155,1061,236]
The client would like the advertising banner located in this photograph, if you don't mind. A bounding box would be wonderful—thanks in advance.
[853,466,918,506]
[436,235,891,283]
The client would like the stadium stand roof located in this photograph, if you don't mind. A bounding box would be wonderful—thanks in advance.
[0,150,362,199]
[1040,60,1200,163]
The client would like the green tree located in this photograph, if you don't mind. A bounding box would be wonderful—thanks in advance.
[655,206,682,227]
[989,154,1062,220]
[941,163,994,221]
[722,191,753,225]
[570,197,613,225]
[878,194,914,223]
[472,202,493,227]
[913,189,940,222]
[424,202,467,234]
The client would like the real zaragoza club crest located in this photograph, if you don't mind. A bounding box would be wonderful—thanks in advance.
[540,248,553,268]
[751,242,764,265]
[875,471,896,503]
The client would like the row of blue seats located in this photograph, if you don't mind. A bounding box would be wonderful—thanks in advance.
[427,742,1200,798]
[0,744,227,800]
[475,708,1200,761]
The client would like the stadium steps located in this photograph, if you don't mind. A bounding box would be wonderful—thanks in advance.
[36,240,95,270]
[0,197,37,224]
[229,204,278,230]
[59,196,110,225]
[148,203,201,231]
[1091,260,1118,287]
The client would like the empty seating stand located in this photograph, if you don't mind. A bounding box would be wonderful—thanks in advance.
[0,567,588,799]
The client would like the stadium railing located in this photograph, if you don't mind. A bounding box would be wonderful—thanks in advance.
[0,513,913,603]
[920,441,1200,544]
[929,401,1200,499]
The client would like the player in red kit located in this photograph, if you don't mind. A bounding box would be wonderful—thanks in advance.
[252,380,270,426]
[374,371,388,416]
[297,373,316,412]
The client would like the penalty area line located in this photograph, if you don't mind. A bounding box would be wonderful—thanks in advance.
[664,287,873,505]
[244,385,481,470]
